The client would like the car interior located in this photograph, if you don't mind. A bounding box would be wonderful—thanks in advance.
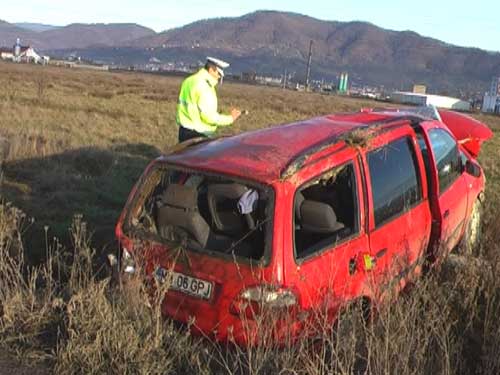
[294,164,358,260]
[131,169,271,261]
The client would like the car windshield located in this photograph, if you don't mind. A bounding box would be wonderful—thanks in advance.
[127,166,274,262]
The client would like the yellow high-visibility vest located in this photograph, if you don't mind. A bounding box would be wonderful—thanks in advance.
[176,68,233,136]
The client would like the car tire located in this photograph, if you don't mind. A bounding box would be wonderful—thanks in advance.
[460,198,482,256]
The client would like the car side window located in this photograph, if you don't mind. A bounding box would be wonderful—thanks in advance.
[294,163,359,261]
[368,136,422,227]
[427,129,462,194]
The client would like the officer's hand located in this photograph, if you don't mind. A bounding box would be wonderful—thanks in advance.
[231,108,242,121]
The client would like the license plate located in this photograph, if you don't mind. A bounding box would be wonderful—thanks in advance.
[155,268,213,300]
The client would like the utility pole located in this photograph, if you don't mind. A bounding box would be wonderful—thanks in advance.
[283,68,287,90]
[305,40,313,92]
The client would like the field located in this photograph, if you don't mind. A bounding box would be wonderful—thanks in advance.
[0,61,500,374]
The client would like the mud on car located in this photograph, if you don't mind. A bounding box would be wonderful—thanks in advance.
[115,107,492,345]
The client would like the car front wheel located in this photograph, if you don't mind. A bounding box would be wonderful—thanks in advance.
[460,198,482,255]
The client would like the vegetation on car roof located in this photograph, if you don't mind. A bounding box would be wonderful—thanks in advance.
[342,127,376,148]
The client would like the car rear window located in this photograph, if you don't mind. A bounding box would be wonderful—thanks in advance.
[368,136,422,227]
[126,166,274,263]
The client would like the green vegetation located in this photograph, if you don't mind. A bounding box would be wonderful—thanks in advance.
[1,61,500,374]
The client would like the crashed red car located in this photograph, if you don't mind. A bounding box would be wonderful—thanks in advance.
[115,106,492,345]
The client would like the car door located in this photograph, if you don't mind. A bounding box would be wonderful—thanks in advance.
[423,126,469,255]
[362,126,432,297]
[285,147,371,323]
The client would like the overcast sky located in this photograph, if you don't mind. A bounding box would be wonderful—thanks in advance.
[2,0,499,52]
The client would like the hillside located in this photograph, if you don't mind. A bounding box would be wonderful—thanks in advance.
[14,22,61,32]
[2,11,500,92]
[128,11,500,92]
[38,23,156,49]
[0,19,42,47]
[0,21,155,50]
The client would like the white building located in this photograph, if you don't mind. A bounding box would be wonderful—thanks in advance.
[390,92,471,111]
[0,47,14,60]
[255,75,282,86]
[482,77,500,114]
[489,77,500,96]
[0,40,42,64]
[17,46,41,63]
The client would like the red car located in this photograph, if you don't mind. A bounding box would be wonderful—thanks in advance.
[115,107,492,345]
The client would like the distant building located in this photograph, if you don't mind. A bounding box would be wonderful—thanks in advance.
[0,39,42,64]
[255,75,281,86]
[482,77,500,114]
[482,94,499,113]
[413,84,427,94]
[73,63,109,71]
[49,59,77,68]
[338,72,349,93]
[14,38,21,58]
[489,76,500,96]
[390,92,471,111]
[241,71,256,83]
[0,47,14,60]
[48,59,108,71]
[17,46,41,63]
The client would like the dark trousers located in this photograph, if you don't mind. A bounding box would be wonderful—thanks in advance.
[178,126,207,143]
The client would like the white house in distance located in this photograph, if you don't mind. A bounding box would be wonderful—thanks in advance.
[18,46,41,63]
[0,47,14,60]
[0,38,47,64]
[390,91,471,111]
[482,77,500,114]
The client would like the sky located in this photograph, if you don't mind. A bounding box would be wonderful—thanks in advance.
[2,0,500,52]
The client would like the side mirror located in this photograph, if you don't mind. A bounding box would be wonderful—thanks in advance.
[465,160,481,177]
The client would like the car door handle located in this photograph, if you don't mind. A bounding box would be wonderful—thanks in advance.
[349,258,357,275]
[443,209,450,219]
[375,248,387,259]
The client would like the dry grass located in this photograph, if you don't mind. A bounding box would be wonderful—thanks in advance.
[1,60,500,374]
[0,61,384,251]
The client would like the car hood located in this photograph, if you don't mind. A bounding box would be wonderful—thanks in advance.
[438,109,493,158]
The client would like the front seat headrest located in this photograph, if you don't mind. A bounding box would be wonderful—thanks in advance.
[300,200,345,233]
[207,183,249,233]
[162,183,198,210]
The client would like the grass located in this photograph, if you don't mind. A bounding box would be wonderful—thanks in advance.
[0,61,385,254]
[1,60,500,374]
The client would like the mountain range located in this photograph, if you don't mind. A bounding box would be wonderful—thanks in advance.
[14,23,61,32]
[1,11,500,94]
[0,20,155,49]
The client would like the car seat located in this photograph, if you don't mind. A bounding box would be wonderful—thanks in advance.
[207,183,254,234]
[156,183,212,246]
[157,184,253,256]
[299,199,345,233]
[294,196,348,258]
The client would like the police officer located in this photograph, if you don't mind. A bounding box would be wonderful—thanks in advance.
[176,57,241,143]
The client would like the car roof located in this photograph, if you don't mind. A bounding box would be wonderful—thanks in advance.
[161,111,422,182]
